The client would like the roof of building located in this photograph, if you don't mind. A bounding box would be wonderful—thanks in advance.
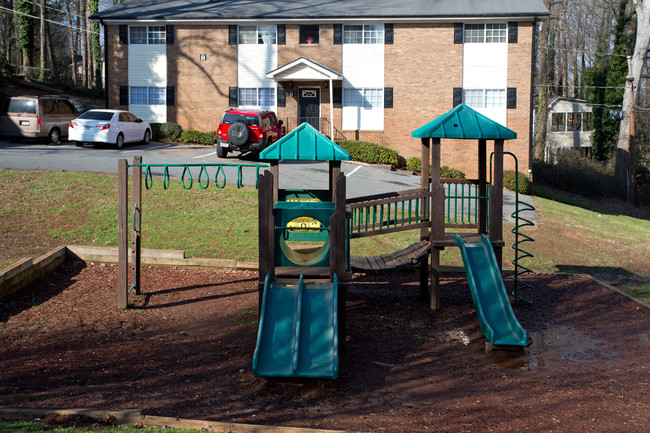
[259,122,351,161]
[411,104,517,140]
[92,0,549,21]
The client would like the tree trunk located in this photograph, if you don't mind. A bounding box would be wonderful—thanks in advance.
[80,0,87,87]
[615,0,650,200]
[64,0,77,84]
[533,1,552,161]
[39,0,45,80]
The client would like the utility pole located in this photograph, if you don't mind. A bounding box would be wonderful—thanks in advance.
[626,56,635,205]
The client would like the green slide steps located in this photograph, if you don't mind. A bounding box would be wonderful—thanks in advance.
[454,234,528,347]
[252,273,339,378]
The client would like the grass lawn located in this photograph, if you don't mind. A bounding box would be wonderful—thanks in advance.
[1,169,648,303]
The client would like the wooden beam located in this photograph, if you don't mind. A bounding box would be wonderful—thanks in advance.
[131,156,142,295]
[430,138,442,311]
[489,139,504,270]
[478,139,487,235]
[118,159,128,308]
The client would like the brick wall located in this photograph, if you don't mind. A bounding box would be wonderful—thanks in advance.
[276,25,342,131]
[105,25,128,109]
[167,26,236,130]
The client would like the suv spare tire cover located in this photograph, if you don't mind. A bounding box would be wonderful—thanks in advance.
[227,122,250,146]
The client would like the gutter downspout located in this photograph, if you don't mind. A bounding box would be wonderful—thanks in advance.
[528,17,538,177]
[100,18,108,109]
[329,78,334,140]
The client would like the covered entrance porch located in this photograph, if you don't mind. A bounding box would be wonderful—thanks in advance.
[267,58,346,140]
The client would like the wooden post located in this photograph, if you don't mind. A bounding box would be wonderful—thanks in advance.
[419,138,431,299]
[131,156,142,295]
[478,139,487,235]
[332,172,347,344]
[329,160,341,203]
[430,138,443,311]
[118,159,129,308]
[334,172,346,279]
[270,161,279,204]
[490,139,504,270]
[258,171,275,311]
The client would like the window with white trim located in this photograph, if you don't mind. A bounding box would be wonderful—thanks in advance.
[148,26,166,44]
[238,25,277,44]
[238,88,276,107]
[463,89,506,109]
[129,26,166,44]
[343,24,383,44]
[343,88,384,130]
[130,87,166,105]
[464,23,506,43]
[129,27,147,44]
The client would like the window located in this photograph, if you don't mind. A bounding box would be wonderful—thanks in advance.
[551,112,592,132]
[464,23,507,43]
[344,24,383,44]
[130,26,147,44]
[130,26,165,44]
[148,26,166,44]
[300,25,319,45]
[238,25,276,44]
[57,100,75,115]
[464,24,484,43]
[130,87,148,105]
[485,23,507,43]
[343,88,384,130]
[148,87,166,105]
[343,88,383,108]
[463,89,506,109]
[238,88,276,107]
[484,89,505,108]
[130,87,166,105]
[463,89,483,108]
[567,112,581,131]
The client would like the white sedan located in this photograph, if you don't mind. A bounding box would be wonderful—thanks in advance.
[69,109,152,149]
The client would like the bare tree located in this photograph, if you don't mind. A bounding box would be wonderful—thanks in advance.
[614,0,650,201]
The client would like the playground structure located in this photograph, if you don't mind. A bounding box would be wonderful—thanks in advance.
[116,104,535,379]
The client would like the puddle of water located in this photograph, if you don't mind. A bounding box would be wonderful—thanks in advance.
[494,326,603,370]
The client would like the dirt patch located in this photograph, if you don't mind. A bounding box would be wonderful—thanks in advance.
[1,262,649,432]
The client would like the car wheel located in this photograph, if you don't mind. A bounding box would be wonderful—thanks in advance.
[217,145,228,158]
[116,133,125,149]
[143,129,151,144]
[48,128,61,145]
[227,122,250,146]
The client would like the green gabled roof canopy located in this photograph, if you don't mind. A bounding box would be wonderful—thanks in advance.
[411,104,517,140]
[260,122,351,161]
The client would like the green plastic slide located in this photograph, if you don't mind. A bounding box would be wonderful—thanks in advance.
[252,274,339,378]
[454,234,528,346]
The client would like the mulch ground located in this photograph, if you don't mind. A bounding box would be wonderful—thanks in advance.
[1,261,649,433]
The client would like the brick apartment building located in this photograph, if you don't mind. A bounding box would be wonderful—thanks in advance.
[94,0,549,176]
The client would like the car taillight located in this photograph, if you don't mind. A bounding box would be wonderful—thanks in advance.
[97,123,110,131]
[217,128,221,135]
[252,126,263,138]
[37,118,41,128]
[69,122,75,129]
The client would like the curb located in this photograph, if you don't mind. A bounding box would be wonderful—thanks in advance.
[0,407,353,433]
[0,245,258,301]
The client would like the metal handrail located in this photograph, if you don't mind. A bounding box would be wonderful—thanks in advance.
[490,152,536,303]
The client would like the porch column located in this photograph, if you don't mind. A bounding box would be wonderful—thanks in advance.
[329,78,334,139]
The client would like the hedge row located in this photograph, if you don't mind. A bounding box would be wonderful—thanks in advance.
[335,140,402,167]
[405,157,466,179]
